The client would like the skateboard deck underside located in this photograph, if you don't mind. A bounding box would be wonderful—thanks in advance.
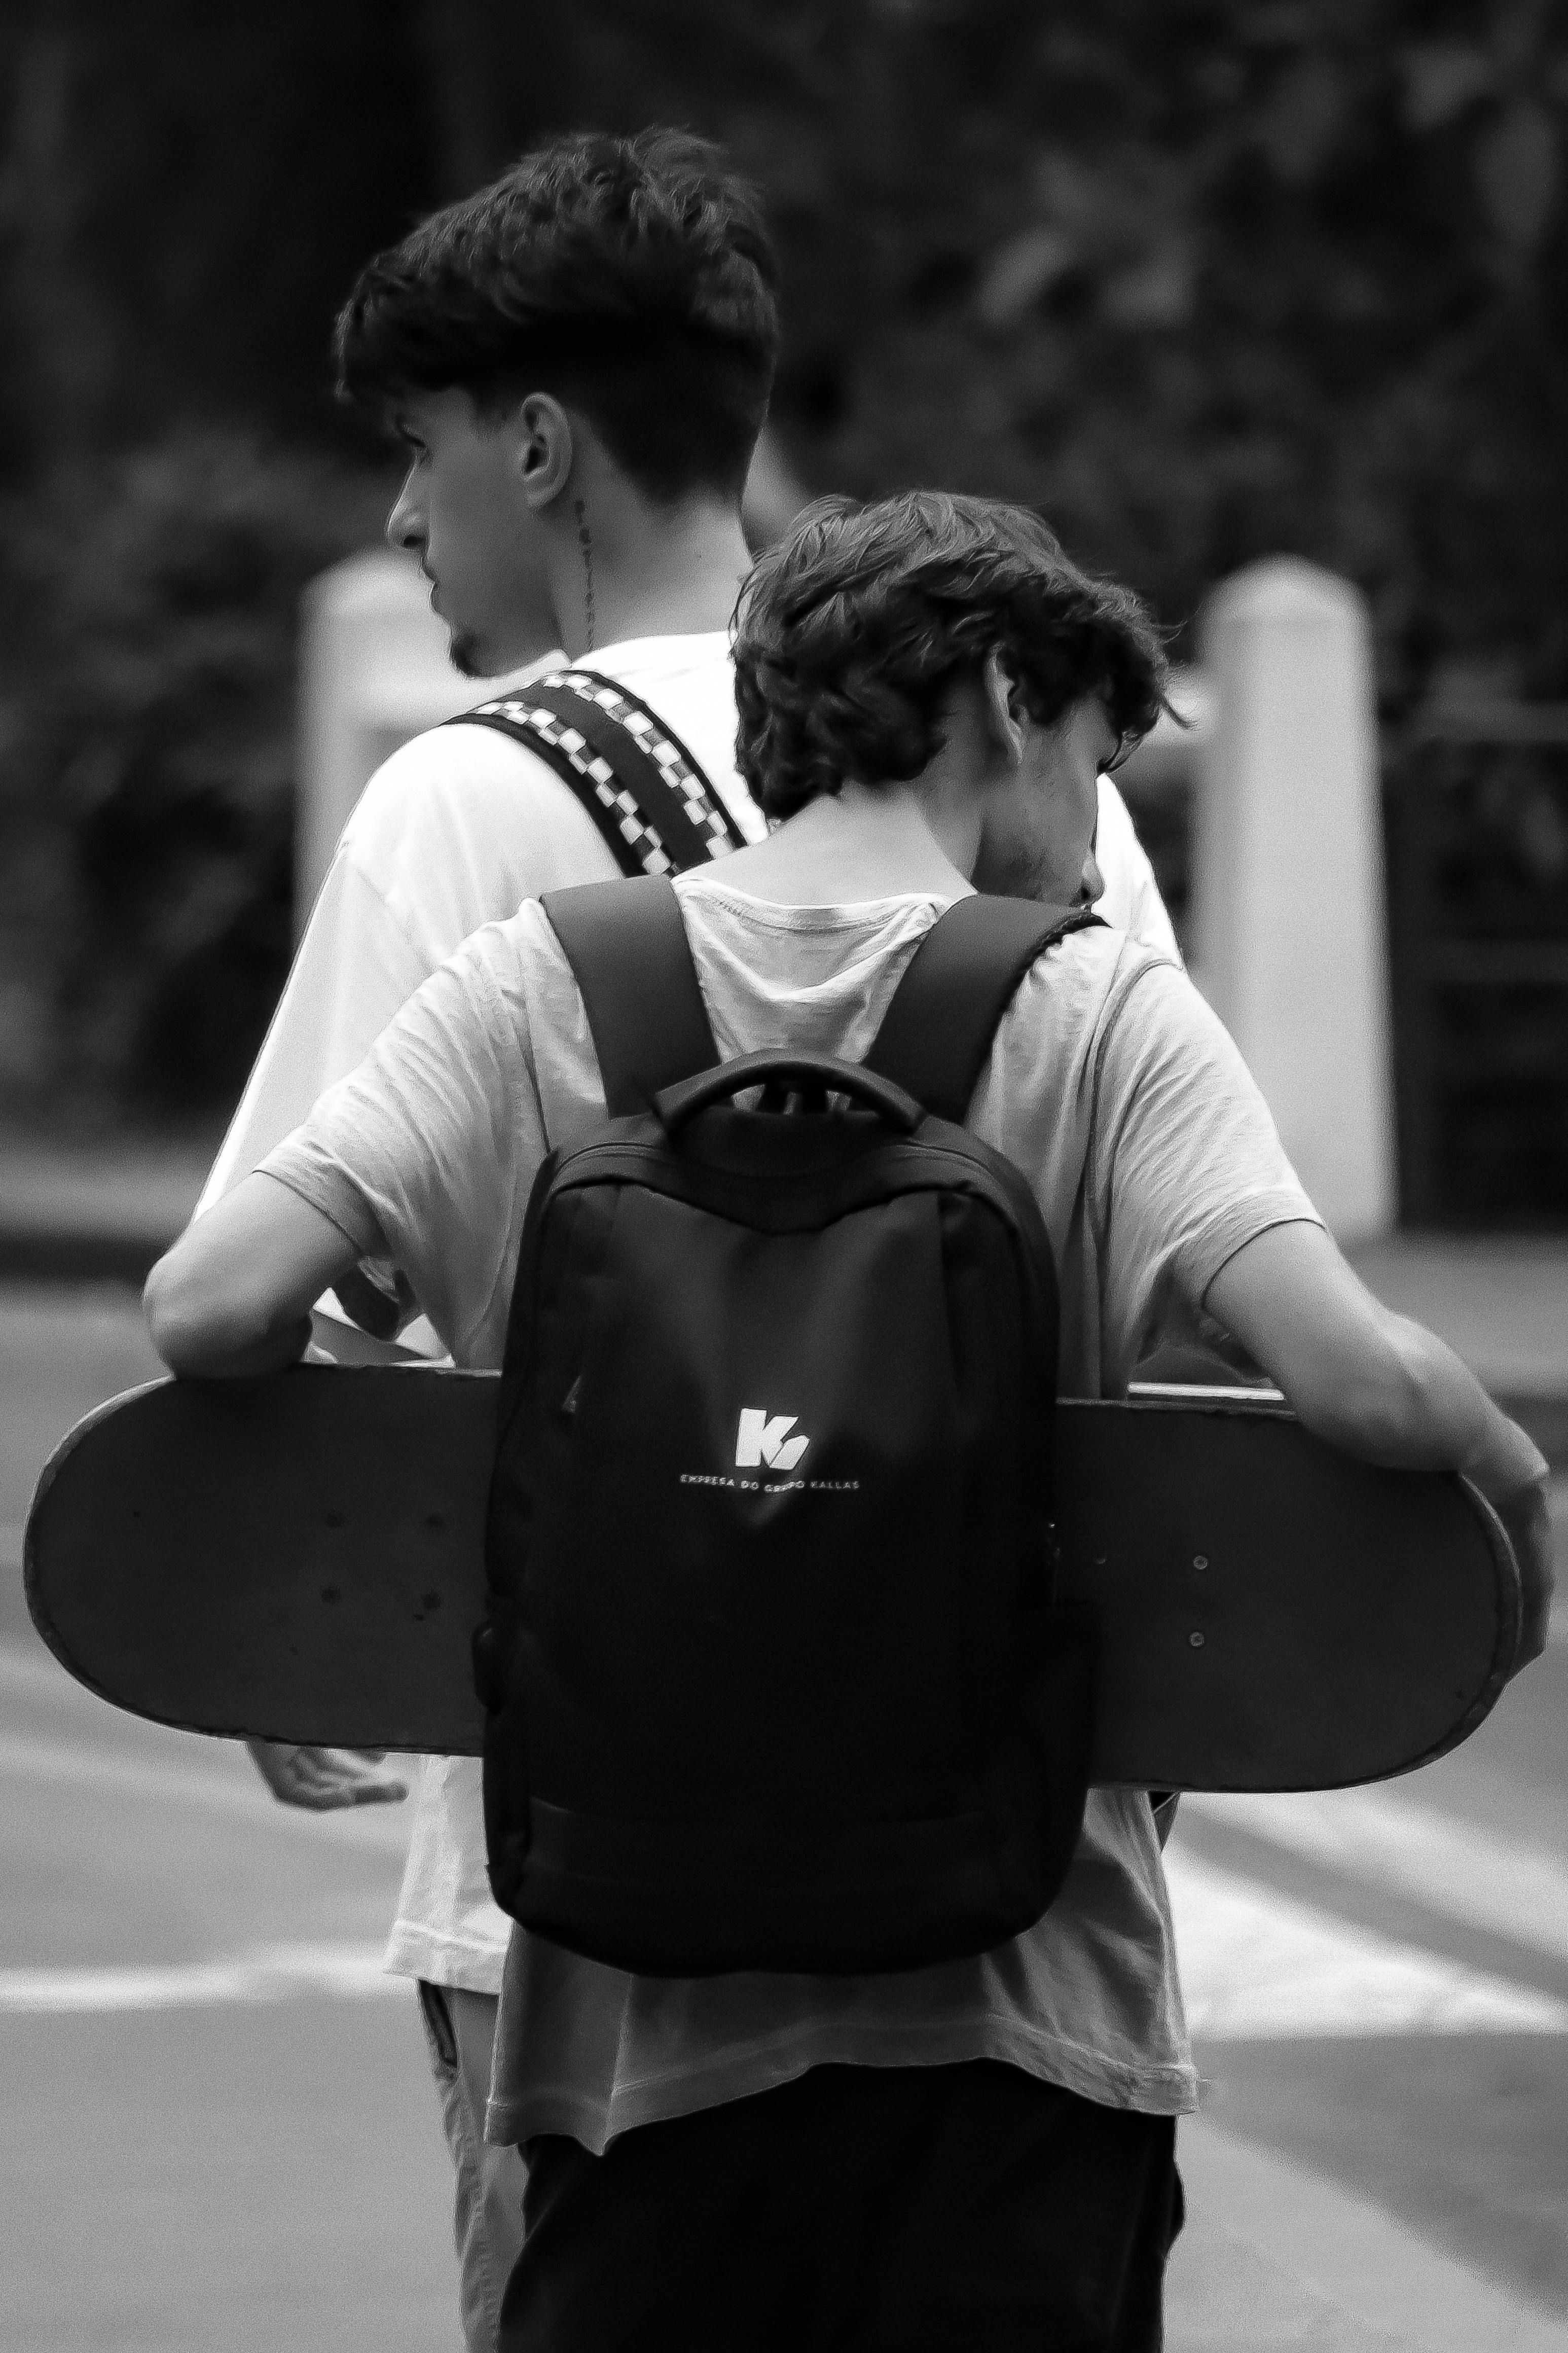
[24,1366,1518,1793]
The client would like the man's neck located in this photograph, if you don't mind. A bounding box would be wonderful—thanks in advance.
[714,785,977,908]
[551,495,752,661]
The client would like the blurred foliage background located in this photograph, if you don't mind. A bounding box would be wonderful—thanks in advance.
[0,0,1564,1131]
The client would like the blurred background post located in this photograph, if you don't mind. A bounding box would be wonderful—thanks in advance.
[1193,558,1394,1241]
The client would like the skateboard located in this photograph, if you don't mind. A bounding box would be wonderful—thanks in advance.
[24,1365,1519,1794]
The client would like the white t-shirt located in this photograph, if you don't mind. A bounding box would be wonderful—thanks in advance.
[198,636,765,1224]
[260,873,1319,2136]
[203,634,1182,1998]
[199,635,762,1991]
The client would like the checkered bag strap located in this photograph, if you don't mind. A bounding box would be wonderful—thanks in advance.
[449,667,746,878]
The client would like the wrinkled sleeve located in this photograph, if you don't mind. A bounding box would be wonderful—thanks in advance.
[1089,959,1323,1384]
[257,922,548,1363]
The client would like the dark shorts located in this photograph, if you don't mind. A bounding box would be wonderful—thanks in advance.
[498,2058,1184,2352]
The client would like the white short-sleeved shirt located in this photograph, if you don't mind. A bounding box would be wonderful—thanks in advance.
[200,632,1183,2001]
[260,873,1319,2138]
[200,634,761,1991]
[198,635,765,1223]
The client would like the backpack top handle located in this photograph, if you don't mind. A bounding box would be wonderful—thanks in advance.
[656,1052,924,1138]
[866,895,1104,1123]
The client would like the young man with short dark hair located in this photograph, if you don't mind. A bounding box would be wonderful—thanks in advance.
[153,488,1551,2347]
[332,127,781,680]
[198,125,778,2350]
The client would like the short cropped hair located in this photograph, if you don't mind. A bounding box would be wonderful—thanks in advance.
[335,128,779,504]
[733,493,1168,820]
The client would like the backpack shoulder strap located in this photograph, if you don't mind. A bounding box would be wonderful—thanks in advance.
[542,875,720,1116]
[864,895,1104,1123]
[450,667,745,879]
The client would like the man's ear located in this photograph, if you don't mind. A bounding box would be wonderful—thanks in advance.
[512,394,575,511]
[981,648,1028,769]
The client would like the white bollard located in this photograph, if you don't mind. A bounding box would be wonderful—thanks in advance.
[1192,558,1396,1242]
[295,549,516,926]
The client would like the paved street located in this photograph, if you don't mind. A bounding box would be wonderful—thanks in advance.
[2,1277,1566,2349]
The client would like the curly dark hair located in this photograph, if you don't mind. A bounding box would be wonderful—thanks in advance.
[733,492,1169,819]
[335,128,779,503]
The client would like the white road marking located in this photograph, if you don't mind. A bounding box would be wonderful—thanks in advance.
[0,1942,403,2014]
[1166,1848,1568,2038]
[1183,1786,1568,1965]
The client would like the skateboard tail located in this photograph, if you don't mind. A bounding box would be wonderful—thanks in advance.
[1053,1398,1523,1794]
[24,1377,174,1719]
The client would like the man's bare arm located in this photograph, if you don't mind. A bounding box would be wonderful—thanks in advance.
[1204,1222,1553,1667]
[144,1174,361,1379]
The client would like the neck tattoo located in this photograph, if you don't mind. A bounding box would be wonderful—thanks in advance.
[573,497,596,652]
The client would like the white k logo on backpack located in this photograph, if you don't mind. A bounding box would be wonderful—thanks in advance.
[735,1410,810,1474]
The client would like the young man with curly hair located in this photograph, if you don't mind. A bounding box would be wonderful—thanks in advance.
[155,491,1538,2347]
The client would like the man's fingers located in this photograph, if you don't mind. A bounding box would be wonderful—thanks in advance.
[245,1737,313,1804]
[286,1751,409,1809]
[334,1764,410,1808]
[244,1738,408,1809]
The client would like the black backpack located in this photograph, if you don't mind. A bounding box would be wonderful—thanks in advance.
[472,875,1101,1978]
